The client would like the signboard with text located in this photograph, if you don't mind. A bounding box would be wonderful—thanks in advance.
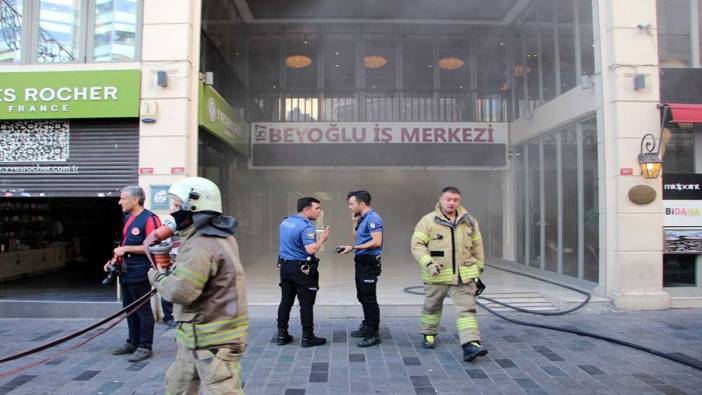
[251,122,508,167]
[0,70,141,120]
[663,174,702,227]
[198,82,248,156]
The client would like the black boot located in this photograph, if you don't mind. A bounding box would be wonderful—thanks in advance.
[357,332,381,348]
[277,329,293,346]
[462,341,487,362]
[350,322,369,338]
[301,335,327,348]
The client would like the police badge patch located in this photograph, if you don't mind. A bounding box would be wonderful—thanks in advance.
[307,232,315,239]
[370,223,376,229]
[131,227,141,236]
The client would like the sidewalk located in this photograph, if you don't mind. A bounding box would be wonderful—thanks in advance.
[1,308,701,394]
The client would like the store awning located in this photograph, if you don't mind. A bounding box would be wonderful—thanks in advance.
[666,103,702,123]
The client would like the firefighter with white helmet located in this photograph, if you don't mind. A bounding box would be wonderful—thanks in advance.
[148,176,248,394]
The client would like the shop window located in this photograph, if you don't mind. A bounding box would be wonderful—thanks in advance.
[663,125,695,173]
[663,254,697,287]
[537,0,556,102]
[0,0,23,63]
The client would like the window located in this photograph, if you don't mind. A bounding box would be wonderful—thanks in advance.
[37,0,82,63]
[93,0,139,61]
[0,0,23,63]
[514,116,599,282]
[658,0,692,67]
[0,0,141,63]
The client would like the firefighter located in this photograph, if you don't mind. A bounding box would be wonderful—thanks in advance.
[148,177,248,394]
[411,186,487,362]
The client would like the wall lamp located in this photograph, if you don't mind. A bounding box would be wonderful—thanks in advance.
[638,133,663,179]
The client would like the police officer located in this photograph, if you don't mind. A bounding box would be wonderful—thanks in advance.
[148,177,248,394]
[108,186,161,363]
[338,191,383,347]
[276,197,330,347]
[411,186,487,362]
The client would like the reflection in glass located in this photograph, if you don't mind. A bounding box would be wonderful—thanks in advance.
[527,141,541,268]
[658,0,691,67]
[582,119,598,282]
[93,0,138,61]
[543,134,558,272]
[0,0,22,63]
[38,0,81,63]
[561,127,578,277]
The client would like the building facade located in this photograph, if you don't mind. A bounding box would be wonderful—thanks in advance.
[1,0,701,309]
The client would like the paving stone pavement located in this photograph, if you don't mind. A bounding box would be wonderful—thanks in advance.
[1,309,702,394]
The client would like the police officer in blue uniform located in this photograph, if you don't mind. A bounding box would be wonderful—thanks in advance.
[276,197,330,347]
[338,190,383,347]
[107,186,161,362]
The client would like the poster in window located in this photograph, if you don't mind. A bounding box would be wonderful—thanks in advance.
[664,228,702,254]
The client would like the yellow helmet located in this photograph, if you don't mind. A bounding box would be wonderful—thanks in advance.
[167,177,222,214]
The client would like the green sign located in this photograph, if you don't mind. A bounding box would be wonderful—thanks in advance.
[198,82,248,156]
[0,70,140,120]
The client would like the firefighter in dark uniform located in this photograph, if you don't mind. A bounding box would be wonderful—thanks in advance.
[108,185,161,362]
[338,190,383,347]
[276,197,330,347]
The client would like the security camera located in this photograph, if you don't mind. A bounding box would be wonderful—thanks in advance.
[636,23,652,32]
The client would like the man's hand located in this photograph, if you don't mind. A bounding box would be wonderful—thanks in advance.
[103,259,113,272]
[427,262,443,276]
[338,245,353,255]
[319,227,330,243]
[113,246,127,257]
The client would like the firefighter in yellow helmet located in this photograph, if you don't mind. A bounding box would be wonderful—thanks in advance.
[148,177,248,394]
[411,186,487,362]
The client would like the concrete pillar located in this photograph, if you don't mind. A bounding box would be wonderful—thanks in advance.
[594,0,670,309]
[138,0,202,211]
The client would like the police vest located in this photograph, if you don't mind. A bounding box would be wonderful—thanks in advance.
[121,209,159,283]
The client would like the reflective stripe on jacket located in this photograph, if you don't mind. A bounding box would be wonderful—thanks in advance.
[411,203,485,285]
[152,225,248,349]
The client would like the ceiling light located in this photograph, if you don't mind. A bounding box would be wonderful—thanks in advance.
[364,55,387,69]
[286,55,312,68]
[439,57,464,70]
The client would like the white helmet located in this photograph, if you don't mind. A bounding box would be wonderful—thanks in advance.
[167,177,222,214]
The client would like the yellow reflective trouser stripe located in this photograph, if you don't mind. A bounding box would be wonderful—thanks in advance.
[173,267,207,288]
[422,272,453,283]
[456,316,478,332]
[413,232,429,244]
[196,316,249,331]
[419,255,433,266]
[177,325,248,347]
[420,314,440,326]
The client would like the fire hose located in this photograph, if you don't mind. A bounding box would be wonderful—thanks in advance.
[405,262,702,371]
[0,221,176,378]
[0,288,157,379]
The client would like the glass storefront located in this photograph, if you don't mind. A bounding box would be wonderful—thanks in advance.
[513,116,599,282]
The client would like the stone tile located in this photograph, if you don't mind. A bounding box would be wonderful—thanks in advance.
[73,370,101,381]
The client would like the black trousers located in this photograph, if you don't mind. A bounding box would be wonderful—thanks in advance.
[354,254,381,335]
[121,280,154,350]
[277,260,319,338]
[161,298,173,321]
